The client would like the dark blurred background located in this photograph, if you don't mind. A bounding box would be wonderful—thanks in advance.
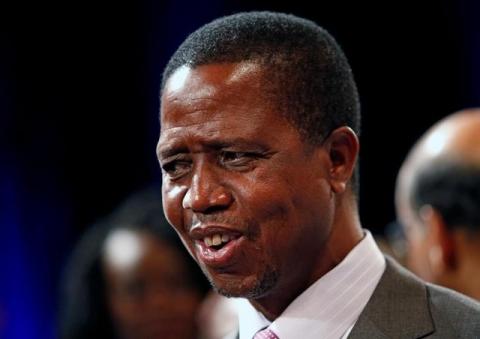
[1,0,479,338]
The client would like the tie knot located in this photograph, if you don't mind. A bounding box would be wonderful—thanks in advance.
[253,327,279,339]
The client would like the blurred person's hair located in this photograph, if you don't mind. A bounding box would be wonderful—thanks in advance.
[411,161,480,233]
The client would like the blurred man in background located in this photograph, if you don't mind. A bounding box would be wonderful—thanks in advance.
[396,108,480,300]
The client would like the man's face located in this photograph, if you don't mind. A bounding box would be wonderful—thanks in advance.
[157,62,334,300]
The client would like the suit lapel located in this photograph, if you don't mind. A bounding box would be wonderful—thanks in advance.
[348,257,435,339]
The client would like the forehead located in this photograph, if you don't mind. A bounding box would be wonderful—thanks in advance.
[158,62,296,149]
[103,229,146,272]
[164,62,264,97]
[103,229,189,276]
[161,62,266,120]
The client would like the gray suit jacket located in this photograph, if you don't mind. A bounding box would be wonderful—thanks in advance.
[232,257,480,339]
[348,257,480,338]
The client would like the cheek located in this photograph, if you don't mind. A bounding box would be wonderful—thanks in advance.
[162,183,187,230]
[258,172,330,249]
[162,183,198,260]
[237,172,291,226]
[239,173,301,252]
[108,293,145,337]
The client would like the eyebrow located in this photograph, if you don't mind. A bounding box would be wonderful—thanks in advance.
[157,137,269,159]
[157,144,189,160]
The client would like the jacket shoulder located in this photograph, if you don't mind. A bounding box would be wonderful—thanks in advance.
[426,283,480,337]
[349,256,480,339]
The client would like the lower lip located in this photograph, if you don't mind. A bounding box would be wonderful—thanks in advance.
[195,236,246,268]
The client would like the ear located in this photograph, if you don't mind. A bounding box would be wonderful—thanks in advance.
[323,126,360,194]
[420,206,457,274]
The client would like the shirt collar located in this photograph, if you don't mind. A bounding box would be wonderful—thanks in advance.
[235,298,271,339]
[236,230,386,339]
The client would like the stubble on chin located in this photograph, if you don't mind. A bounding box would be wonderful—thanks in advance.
[202,265,280,300]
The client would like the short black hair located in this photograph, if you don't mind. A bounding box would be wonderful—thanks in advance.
[162,11,361,192]
[411,161,480,233]
[58,185,209,339]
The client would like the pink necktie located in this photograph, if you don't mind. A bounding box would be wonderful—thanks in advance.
[253,328,279,339]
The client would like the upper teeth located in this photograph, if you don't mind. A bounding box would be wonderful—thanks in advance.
[204,234,231,247]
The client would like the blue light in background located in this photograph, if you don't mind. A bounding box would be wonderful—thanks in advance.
[0,160,40,339]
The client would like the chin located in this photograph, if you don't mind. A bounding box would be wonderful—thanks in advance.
[207,267,280,299]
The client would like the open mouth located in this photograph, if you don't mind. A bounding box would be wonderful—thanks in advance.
[193,229,245,267]
[203,233,240,251]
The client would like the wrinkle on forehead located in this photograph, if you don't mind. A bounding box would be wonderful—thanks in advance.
[158,116,266,155]
[161,99,270,140]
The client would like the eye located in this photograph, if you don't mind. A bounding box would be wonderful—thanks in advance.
[219,151,256,168]
[162,159,192,179]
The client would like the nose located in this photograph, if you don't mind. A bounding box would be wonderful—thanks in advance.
[182,162,233,213]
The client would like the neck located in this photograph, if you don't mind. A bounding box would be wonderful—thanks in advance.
[451,231,480,301]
